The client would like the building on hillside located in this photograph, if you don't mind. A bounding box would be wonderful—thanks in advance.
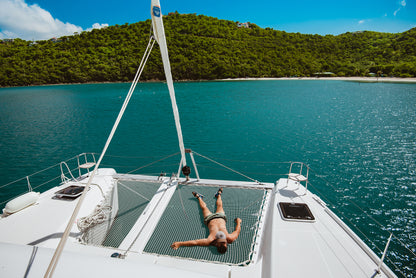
[236,22,250,28]
[1,39,15,43]
[314,72,335,77]
[50,37,62,43]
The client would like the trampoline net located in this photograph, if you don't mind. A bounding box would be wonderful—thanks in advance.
[102,180,161,248]
[143,185,268,265]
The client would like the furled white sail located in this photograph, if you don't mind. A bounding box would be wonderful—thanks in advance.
[44,3,188,276]
[151,0,187,168]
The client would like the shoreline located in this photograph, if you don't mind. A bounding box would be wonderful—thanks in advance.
[219,77,416,83]
[1,77,416,89]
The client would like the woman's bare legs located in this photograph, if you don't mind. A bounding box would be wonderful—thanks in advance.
[193,193,212,218]
[215,188,224,213]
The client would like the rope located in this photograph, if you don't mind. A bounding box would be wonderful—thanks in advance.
[240,195,266,212]
[126,152,180,174]
[44,36,156,278]
[309,168,397,235]
[101,153,170,159]
[209,158,292,165]
[118,181,150,201]
[0,177,60,207]
[122,183,170,256]
[0,154,81,190]
[192,162,288,178]
[193,151,261,184]
[0,169,79,207]
[77,204,112,233]
[177,185,189,219]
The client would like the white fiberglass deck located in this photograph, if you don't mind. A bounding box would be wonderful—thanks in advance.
[0,169,396,277]
[0,168,116,247]
[272,178,396,277]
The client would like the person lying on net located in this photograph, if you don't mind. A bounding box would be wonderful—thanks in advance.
[170,188,242,254]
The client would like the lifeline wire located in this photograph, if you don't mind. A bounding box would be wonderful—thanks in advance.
[193,151,261,184]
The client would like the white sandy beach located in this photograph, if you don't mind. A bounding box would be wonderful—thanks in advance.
[221,77,416,83]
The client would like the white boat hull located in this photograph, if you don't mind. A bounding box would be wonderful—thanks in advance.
[0,168,396,277]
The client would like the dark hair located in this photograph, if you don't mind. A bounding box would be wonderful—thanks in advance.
[217,242,227,254]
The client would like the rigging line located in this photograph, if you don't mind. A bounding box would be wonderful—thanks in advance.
[1,173,63,206]
[195,162,288,176]
[29,176,60,191]
[212,158,293,164]
[391,233,416,258]
[308,181,382,238]
[0,154,80,189]
[336,211,408,278]
[308,183,376,228]
[101,154,171,159]
[192,151,261,184]
[308,180,398,258]
[309,169,392,234]
[118,181,151,201]
[309,166,416,261]
[177,185,189,219]
[123,183,172,256]
[44,36,156,278]
[384,254,408,278]
[1,174,62,206]
[308,167,388,227]
[240,195,266,212]
[126,151,181,174]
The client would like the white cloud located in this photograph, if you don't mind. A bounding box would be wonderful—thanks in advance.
[0,0,108,40]
[358,19,372,25]
[394,0,407,16]
[86,23,109,32]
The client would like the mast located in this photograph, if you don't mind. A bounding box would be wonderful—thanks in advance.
[151,0,187,168]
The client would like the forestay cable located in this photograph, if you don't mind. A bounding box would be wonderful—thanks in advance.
[44,36,156,278]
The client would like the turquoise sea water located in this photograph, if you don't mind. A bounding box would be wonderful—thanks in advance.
[0,80,415,276]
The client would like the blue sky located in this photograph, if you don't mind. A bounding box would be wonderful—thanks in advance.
[1,0,415,40]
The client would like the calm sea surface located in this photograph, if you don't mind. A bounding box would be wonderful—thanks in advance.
[0,80,415,276]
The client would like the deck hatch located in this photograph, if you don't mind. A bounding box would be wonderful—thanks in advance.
[279,202,315,221]
[55,185,85,199]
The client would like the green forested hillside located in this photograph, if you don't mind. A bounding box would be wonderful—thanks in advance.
[1,13,415,86]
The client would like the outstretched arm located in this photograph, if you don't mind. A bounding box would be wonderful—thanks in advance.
[171,238,211,250]
[227,218,242,243]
